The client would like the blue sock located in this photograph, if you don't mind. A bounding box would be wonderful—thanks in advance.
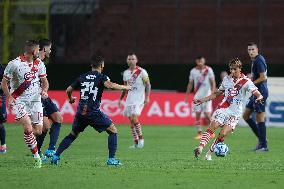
[36,130,48,154]
[108,133,117,158]
[55,134,76,156]
[257,122,267,148]
[0,124,6,145]
[245,118,259,138]
[49,122,61,150]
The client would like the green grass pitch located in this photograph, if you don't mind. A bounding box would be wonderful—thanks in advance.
[0,124,283,189]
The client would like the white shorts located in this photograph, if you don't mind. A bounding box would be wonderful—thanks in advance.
[123,104,144,117]
[193,100,212,113]
[12,100,43,125]
[211,109,239,130]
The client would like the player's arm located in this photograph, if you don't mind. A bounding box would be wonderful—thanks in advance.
[66,85,76,104]
[252,90,263,103]
[209,77,216,93]
[1,78,15,106]
[253,72,267,85]
[143,76,151,105]
[104,80,130,90]
[40,77,49,98]
[193,90,223,105]
[118,81,128,108]
[184,79,193,102]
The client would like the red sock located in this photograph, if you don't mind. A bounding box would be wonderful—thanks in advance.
[131,125,139,144]
[209,135,225,152]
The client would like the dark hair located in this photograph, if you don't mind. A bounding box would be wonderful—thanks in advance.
[24,40,39,54]
[90,55,104,68]
[196,56,205,60]
[39,39,52,51]
[229,58,242,69]
[248,42,258,47]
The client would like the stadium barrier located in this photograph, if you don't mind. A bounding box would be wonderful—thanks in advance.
[6,78,284,126]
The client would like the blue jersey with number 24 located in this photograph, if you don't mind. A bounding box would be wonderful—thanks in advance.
[71,70,109,115]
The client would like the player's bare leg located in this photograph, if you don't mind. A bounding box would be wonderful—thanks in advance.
[194,120,219,158]
[194,112,202,140]
[204,112,215,138]
[204,125,232,160]
[20,115,41,168]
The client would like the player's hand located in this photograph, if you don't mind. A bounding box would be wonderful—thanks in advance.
[144,96,150,105]
[184,96,188,103]
[124,85,131,90]
[255,95,264,104]
[41,91,48,99]
[69,96,76,104]
[8,96,16,107]
[118,100,123,108]
[193,99,204,106]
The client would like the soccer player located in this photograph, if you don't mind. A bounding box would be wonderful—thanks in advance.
[193,58,263,160]
[184,56,216,139]
[118,53,151,149]
[0,64,7,154]
[51,55,130,166]
[36,39,63,159]
[1,40,48,168]
[243,42,269,151]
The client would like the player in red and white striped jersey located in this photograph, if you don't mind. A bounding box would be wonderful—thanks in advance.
[193,58,263,160]
[1,40,49,168]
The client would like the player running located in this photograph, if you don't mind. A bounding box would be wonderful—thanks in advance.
[51,55,130,166]
[193,58,263,160]
[0,64,7,154]
[36,39,63,160]
[1,40,48,168]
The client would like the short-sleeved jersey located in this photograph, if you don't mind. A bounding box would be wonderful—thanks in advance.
[189,66,215,99]
[217,74,257,117]
[3,55,47,101]
[123,66,148,106]
[251,54,268,96]
[71,70,109,115]
[0,64,5,95]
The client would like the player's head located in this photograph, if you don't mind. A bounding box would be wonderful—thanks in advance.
[220,71,228,80]
[127,53,138,68]
[91,55,104,71]
[24,40,40,59]
[247,42,259,59]
[39,39,52,59]
[229,58,242,78]
[195,56,206,67]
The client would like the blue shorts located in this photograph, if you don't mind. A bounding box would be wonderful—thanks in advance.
[72,110,112,134]
[42,97,59,117]
[246,95,268,113]
[0,95,7,123]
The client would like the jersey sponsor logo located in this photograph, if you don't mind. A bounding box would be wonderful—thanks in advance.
[86,75,96,79]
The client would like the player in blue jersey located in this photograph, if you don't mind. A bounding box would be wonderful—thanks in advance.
[36,39,64,160]
[0,64,7,154]
[243,42,269,151]
[51,55,130,166]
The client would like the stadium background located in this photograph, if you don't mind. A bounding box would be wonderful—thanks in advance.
[0,0,283,126]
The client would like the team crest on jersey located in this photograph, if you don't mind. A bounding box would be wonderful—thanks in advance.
[228,88,239,96]
[24,72,36,81]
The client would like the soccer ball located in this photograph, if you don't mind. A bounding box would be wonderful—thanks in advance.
[214,142,229,157]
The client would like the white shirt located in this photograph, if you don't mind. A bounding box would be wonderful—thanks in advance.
[189,66,215,99]
[218,74,257,117]
[4,55,47,101]
[123,66,148,106]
